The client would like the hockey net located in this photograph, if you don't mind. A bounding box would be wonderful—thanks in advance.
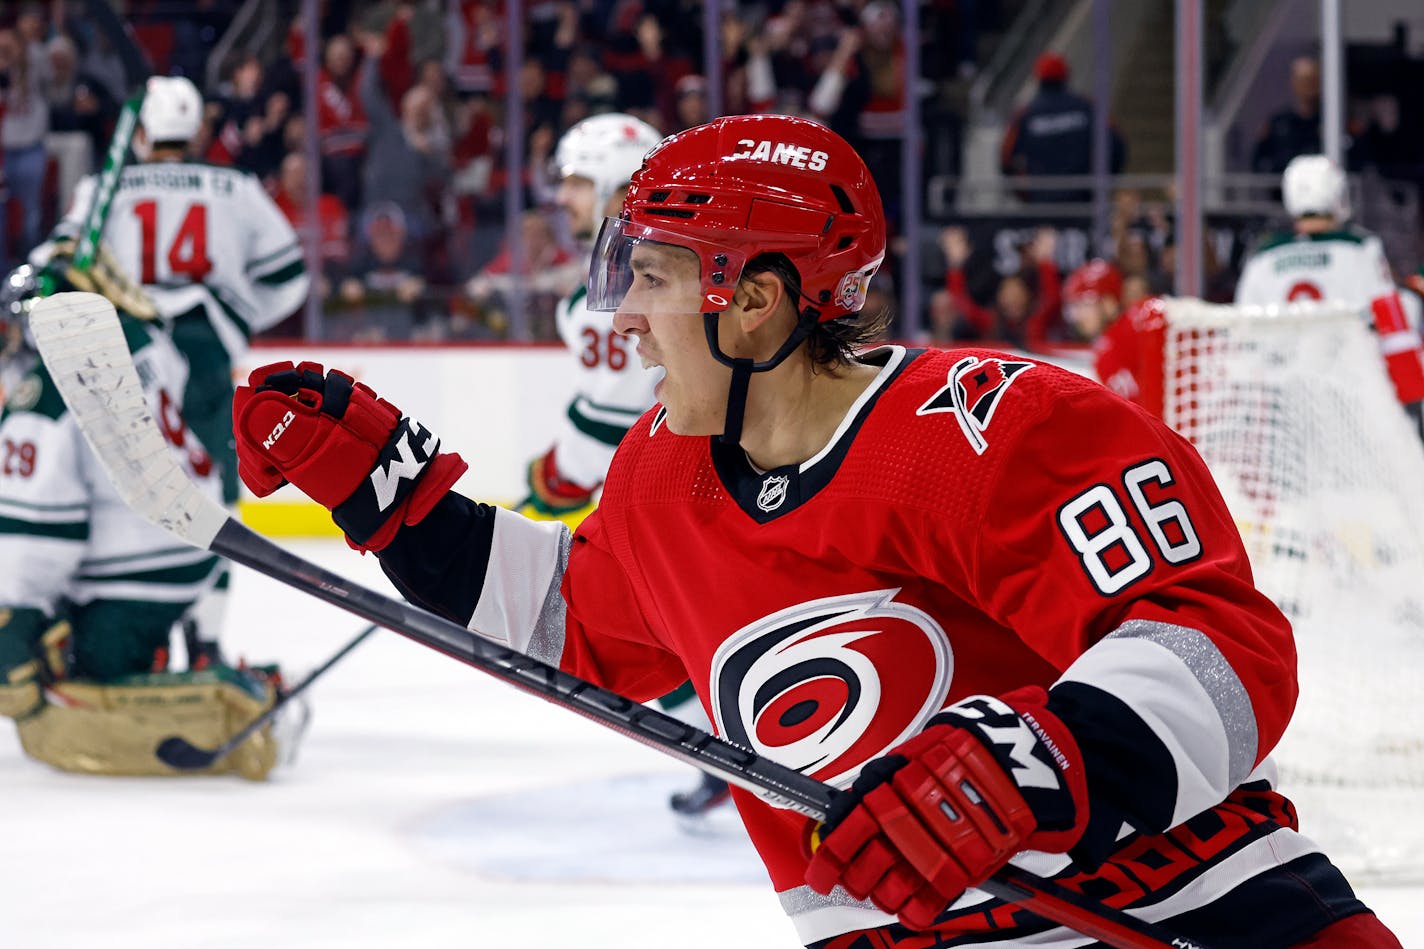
[1158,298,1424,883]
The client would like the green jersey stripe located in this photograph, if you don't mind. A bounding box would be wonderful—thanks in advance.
[255,259,307,287]
[0,515,87,540]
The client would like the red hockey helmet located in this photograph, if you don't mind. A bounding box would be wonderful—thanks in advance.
[587,114,886,322]
[1064,259,1124,304]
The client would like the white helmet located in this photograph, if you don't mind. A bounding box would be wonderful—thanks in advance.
[140,76,204,144]
[553,113,663,213]
[1282,154,1349,221]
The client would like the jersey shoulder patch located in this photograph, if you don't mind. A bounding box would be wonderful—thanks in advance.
[913,352,1036,455]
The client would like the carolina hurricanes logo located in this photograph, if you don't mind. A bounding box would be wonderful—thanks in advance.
[917,356,1033,455]
[709,590,953,790]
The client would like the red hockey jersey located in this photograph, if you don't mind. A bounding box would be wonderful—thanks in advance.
[411,346,1368,946]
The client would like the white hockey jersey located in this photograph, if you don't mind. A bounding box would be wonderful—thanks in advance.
[39,162,309,361]
[0,316,221,618]
[1234,227,1395,314]
[547,284,661,488]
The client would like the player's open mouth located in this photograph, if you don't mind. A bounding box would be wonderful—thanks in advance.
[638,348,662,370]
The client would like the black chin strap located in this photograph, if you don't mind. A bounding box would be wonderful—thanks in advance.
[703,307,819,445]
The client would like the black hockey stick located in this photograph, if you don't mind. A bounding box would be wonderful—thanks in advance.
[29,293,1206,949]
[155,623,378,770]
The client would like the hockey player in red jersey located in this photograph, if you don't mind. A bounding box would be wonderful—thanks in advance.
[1063,258,1171,416]
[230,115,1401,948]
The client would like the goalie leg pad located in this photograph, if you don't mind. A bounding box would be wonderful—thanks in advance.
[16,667,281,780]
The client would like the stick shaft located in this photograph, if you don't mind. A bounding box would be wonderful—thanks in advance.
[209,623,377,763]
[208,521,1190,949]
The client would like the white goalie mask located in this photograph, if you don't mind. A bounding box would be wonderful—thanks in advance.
[553,114,664,215]
[1282,154,1350,221]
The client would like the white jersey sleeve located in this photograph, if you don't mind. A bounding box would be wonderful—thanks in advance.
[1234,227,1397,315]
[547,285,661,489]
[235,173,309,334]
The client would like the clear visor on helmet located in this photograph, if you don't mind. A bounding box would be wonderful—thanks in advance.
[586,217,750,315]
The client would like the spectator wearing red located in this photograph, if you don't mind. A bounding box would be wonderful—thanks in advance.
[445,0,499,96]
[939,225,1064,348]
[1063,257,1168,412]
[316,33,368,211]
[273,151,350,299]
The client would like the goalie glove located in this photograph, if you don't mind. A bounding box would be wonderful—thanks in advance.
[804,688,1089,930]
[232,361,468,552]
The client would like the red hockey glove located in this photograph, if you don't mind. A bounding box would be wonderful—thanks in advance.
[232,361,467,552]
[520,447,596,518]
[805,688,1089,931]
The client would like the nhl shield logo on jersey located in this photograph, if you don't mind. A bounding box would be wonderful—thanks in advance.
[708,590,953,789]
[917,355,1033,455]
[756,474,790,512]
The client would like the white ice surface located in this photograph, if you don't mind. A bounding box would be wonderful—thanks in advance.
[3,540,1421,948]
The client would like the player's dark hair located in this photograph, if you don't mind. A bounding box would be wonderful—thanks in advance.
[740,252,892,370]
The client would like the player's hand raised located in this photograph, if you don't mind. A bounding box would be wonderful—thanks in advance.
[232,361,467,552]
[804,688,1089,930]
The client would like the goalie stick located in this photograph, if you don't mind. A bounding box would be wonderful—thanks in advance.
[28,292,1206,949]
[155,623,377,771]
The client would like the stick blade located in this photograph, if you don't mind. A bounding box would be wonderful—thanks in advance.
[28,292,227,549]
[154,735,220,771]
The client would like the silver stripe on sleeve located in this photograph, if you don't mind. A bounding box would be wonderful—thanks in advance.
[470,509,568,658]
[1107,619,1259,788]
[523,526,572,666]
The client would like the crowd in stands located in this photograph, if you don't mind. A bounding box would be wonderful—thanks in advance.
[1,0,990,341]
[2,3,1423,349]
[926,184,1192,349]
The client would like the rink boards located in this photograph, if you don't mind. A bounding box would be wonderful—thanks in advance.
[238,343,577,535]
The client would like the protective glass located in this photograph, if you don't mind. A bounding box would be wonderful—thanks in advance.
[586,217,750,315]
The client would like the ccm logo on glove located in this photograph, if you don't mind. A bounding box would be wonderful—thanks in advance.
[263,410,296,449]
[233,361,467,552]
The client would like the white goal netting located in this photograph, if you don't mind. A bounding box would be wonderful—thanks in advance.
[1161,298,1424,883]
